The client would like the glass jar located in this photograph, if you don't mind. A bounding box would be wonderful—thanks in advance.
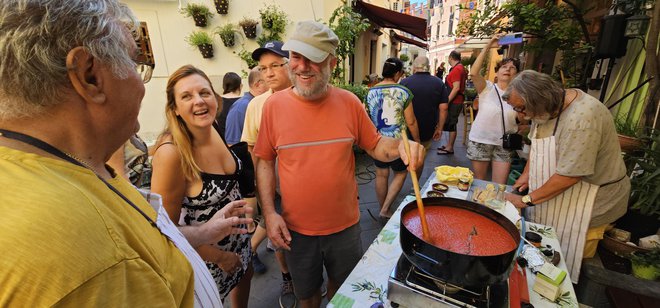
[458,177,470,191]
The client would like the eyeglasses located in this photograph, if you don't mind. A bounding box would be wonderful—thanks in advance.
[257,61,288,73]
[135,61,154,84]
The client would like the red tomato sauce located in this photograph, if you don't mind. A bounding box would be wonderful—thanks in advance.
[403,206,517,256]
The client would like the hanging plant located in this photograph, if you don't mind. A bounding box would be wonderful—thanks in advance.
[185,31,214,58]
[213,0,229,15]
[239,17,259,39]
[181,3,213,28]
[234,46,258,69]
[257,4,289,46]
[329,2,371,82]
[215,23,238,47]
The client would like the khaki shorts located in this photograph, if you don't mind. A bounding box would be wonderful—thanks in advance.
[284,223,363,299]
[466,140,515,163]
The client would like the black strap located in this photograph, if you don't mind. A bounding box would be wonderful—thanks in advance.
[0,129,164,233]
[493,85,508,134]
[552,90,567,136]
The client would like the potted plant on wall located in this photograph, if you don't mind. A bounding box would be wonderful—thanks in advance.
[257,4,288,46]
[185,31,214,58]
[238,17,259,39]
[215,23,238,48]
[213,0,230,15]
[181,3,213,28]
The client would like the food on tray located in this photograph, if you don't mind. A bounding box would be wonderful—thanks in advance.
[427,190,445,198]
[432,183,449,192]
[435,165,473,185]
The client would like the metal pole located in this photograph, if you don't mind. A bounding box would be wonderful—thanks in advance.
[599,57,616,103]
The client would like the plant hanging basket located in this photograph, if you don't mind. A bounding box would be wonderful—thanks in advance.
[214,0,229,15]
[192,13,208,27]
[242,25,257,39]
[618,134,642,153]
[198,44,214,58]
[221,35,235,47]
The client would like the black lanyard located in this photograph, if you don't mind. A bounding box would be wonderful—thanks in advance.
[0,129,165,234]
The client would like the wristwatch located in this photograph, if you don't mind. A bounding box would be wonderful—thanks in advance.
[522,195,535,207]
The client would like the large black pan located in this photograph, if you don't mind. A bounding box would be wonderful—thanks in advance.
[400,197,520,288]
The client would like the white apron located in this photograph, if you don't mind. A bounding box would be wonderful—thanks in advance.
[527,126,598,283]
[139,189,224,308]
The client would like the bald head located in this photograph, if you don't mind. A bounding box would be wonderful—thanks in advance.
[248,67,268,96]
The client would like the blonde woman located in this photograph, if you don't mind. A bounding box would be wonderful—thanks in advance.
[151,65,254,307]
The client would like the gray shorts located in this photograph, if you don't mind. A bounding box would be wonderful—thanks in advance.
[284,223,363,299]
[466,140,515,163]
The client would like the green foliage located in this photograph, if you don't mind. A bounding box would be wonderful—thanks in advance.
[214,23,238,46]
[629,247,660,266]
[185,31,213,47]
[628,130,660,217]
[399,54,410,63]
[456,0,502,37]
[234,46,258,69]
[335,83,369,103]
[181,3,214,19]
[329,1,371,82]
[614,115,641,137]
[257,4,288,46]
[457,0,593,87]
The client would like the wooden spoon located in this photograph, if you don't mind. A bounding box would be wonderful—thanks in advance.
[400,130,431,241]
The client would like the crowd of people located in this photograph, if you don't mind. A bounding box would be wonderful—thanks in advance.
[1,0,630,307]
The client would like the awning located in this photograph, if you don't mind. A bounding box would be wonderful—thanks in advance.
[393,32,428,49]
[353,0,428,41]
[456,37,491,51]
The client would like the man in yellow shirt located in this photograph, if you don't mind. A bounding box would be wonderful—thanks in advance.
[0,1,250,306]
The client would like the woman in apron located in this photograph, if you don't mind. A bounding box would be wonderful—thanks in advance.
[502,70,630,282]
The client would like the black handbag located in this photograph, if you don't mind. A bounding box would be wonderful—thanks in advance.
[494,86,523,150]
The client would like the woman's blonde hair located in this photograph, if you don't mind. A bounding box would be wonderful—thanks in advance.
[160,64,221,180]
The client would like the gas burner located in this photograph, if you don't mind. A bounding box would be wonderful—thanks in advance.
[388,255,508,307]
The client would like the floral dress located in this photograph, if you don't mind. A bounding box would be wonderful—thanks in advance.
[181,149,252,299]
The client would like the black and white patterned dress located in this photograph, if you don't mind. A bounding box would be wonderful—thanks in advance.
[181,150,252,299]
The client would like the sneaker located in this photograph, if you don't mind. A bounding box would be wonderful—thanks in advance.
[279,279,296,308]
[252,254,267,274]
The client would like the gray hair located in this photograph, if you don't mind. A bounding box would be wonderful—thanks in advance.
[503,70,564,117]
[0,0,140,120]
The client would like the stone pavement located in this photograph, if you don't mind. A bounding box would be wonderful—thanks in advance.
[234,119,472,308]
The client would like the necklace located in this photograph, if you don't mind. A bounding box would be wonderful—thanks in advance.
[0,129,167,236]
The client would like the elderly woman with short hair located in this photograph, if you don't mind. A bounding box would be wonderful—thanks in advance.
[504,70,630,282]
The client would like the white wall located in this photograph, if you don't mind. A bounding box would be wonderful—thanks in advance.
[124,0,338,141]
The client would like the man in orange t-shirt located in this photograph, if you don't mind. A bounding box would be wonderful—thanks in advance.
[253,21,425,308]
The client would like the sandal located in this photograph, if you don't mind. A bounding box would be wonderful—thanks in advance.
[437,148,454,155]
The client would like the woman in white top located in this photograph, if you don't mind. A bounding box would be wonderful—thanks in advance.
[467,34,521,184]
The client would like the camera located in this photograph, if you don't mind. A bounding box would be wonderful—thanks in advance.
[502,133,523,150]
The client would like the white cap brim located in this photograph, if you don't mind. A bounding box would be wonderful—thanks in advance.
[281,40,329,63]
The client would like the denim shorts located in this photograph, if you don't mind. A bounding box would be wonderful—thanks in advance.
[284,223,363,299]
[466,140,515,163]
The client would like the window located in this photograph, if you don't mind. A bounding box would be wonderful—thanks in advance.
[393,2,398,12]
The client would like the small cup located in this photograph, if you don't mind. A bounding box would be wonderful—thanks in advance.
[457,177,470,191]
[525,231,542,248]
[432,183,449,192]
[427,190,445,198]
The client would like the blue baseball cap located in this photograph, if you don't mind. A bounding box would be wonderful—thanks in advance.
[251,41,288,61]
